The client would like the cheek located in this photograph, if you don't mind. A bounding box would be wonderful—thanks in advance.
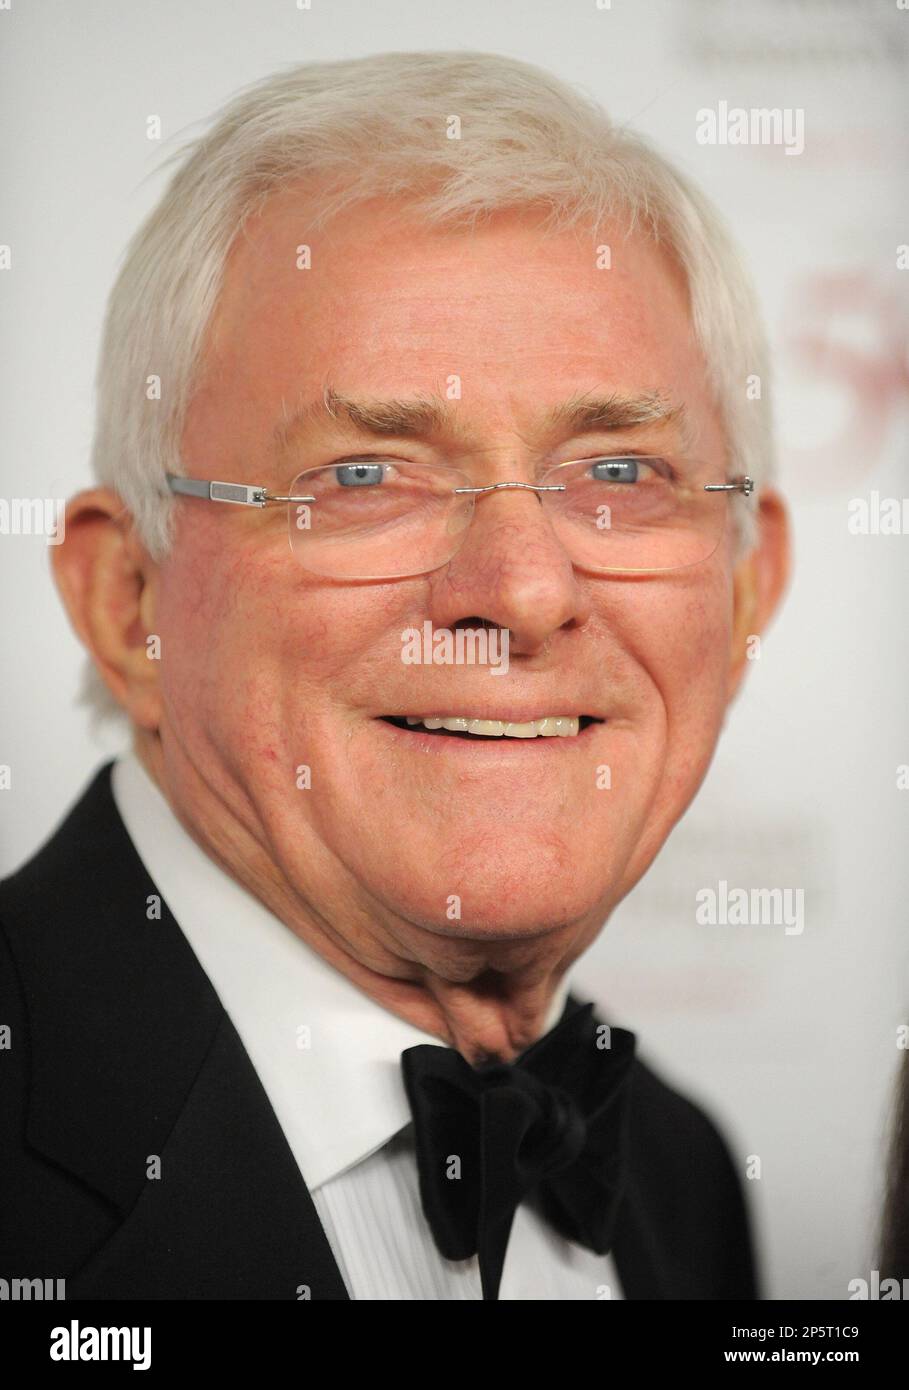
[596,570,734,899]
[152,532,286,755]
[152,530,399,768]
[641,571,735,795]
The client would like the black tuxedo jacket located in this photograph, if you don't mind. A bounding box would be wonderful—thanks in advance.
[0,764,759,1300]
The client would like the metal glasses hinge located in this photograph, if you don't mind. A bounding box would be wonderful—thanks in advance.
[207,482,269,507]
[704,476,755,497]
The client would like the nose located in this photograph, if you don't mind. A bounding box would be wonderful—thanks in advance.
[428,481,593,655]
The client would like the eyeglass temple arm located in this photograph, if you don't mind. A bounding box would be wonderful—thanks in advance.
[165,474,315,507]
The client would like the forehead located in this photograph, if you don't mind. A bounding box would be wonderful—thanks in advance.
[192,189,721,456]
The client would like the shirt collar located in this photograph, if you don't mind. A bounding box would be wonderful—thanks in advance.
[110,750,572,1191]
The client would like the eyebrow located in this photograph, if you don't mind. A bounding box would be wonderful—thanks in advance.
[273,384,689,451]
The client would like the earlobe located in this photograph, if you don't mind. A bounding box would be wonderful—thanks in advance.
[51,489,163,729]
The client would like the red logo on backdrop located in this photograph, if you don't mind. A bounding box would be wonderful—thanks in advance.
[786,270,909,489]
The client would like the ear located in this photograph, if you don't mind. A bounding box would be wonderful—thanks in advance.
[727,488,791,701]
[51,488,163,729]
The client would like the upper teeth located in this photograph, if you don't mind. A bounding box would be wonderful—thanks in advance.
[404,715,581,738]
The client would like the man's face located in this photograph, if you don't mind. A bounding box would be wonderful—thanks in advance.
[153,193,738,966]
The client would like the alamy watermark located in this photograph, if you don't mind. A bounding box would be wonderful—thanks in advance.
[0,497,65,544]
[848,492,909,534]
[400,621,509,675]
[848,1269,907,1300]
[50,1321,151,1371]
[695,879,805,935]
[696,101,805,156]
[1,1275,65,1299]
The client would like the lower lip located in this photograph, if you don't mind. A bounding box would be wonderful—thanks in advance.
[374,718,604,756]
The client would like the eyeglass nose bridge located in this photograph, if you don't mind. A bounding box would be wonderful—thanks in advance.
[452,480,567,496]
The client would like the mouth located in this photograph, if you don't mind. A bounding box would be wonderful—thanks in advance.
[379,714,603,741]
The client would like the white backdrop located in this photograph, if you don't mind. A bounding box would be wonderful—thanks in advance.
[2,0,907,1300]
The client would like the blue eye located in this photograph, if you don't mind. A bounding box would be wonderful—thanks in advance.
[335,462,385,486]
[590,458,639,484]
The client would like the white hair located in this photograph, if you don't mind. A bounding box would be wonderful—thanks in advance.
[81,49,774,721]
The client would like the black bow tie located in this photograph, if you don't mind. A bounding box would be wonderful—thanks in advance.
[401,999,636,1300]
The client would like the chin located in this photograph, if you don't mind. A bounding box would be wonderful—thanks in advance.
[411,908,583,945]
[375,858,614,945]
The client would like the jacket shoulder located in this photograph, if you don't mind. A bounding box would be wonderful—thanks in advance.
[0,762,120,923]
[619,1046,760,1298]
[628,1049,741,1166]
[0,762,226,1279]
[0,767,129,1272]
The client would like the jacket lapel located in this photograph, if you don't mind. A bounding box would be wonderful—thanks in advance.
[68,1009,349,1299]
